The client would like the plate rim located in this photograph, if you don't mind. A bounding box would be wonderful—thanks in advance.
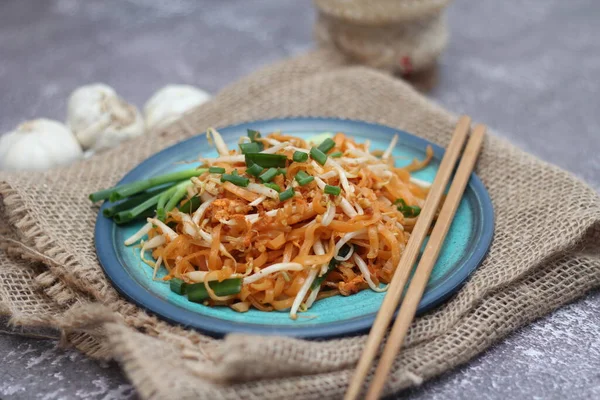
[95,117,494,339]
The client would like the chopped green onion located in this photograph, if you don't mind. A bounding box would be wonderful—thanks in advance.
[259,168,279,183]
[400,205,421,218]
[245,153,288,168]
[293,151,308,162]
[310,147,328,165]
[208,166,225,174]
[394,198,407,207]
[247,129,261,142]
[106,168,207,202]
[295,171,310,180]
[395,198,421,218]
[298,176,314,186]
[329,151,343,158]
[279,187,295,201]
[264,182,281,192]
[221,174,249,187]
[278,168,287,176]
[246,163,264,177]
[232,169,239,175]
[239,142,262,154]
[311,245,352,290]
[405,206,421,218]
[187,279,243,303]
[295,171,314,186]
[324,185,341,196]
[170,278,187,295]
[317,138,336,154]
[245,129,264,151]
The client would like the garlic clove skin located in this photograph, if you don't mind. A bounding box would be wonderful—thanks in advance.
[144,85,211,132]
[67,83,145,152]
[0,119,83,171]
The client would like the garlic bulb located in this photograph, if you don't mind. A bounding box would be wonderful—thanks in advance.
[0,119,83,171]
[67,83,145,151]
[144,85,211,132]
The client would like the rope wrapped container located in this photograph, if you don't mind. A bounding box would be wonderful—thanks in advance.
[314,0,451,74]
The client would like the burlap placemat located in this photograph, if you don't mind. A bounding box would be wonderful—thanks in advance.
[1,50,599,399]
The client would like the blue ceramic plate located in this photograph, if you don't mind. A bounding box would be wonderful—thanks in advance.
[95,118,494,339]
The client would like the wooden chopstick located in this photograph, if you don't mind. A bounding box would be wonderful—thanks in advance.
[344,116,472,400]
[365,124,486,400]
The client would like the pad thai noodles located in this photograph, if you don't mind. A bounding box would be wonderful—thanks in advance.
[96,128,433,319]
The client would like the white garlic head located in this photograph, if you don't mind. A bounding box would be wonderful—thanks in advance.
[144,85,211,132]
[67,83,145,151]
[0,119,83,171]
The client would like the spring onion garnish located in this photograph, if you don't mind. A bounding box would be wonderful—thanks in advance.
[178,196,201,214]
[239,142,262,154]
[208,166,225,174]
[89,182,136,203]
[246,163,264,177]
[221,174,250,187]
[295,171,314,186]
[329,151,343,158]
[165,181,193,213]
[309,147,328,165]
[395,198,421,218]
[245,153,288,168]
[293,151,308,162]
[113,208,155,225]
[187,279,243,303]
[259,167,279,183]
[102,185,173,218]
[279,187,295,201]
[311,244,351,290]
[324,185,341,196]
[112,190,164,224]
[264,182,281,192]
[247,129,261,142]
[278,168,287,175]
[317,138,336,154]
[232,169,239,175]
[156,184,179,221]
[103,168,207,202]
[169,278,187,295]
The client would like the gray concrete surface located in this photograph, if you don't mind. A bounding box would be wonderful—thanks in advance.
[1,0,599,399]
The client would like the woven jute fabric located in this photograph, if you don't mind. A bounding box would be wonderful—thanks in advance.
[1,49,599,399]
[313,0,450,74]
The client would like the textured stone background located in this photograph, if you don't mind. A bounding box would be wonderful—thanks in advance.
[1,0,599,399]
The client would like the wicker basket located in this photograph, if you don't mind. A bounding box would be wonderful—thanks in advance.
[314,0,451,74]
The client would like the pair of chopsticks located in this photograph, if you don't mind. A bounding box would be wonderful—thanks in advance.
[345,116,486,400]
